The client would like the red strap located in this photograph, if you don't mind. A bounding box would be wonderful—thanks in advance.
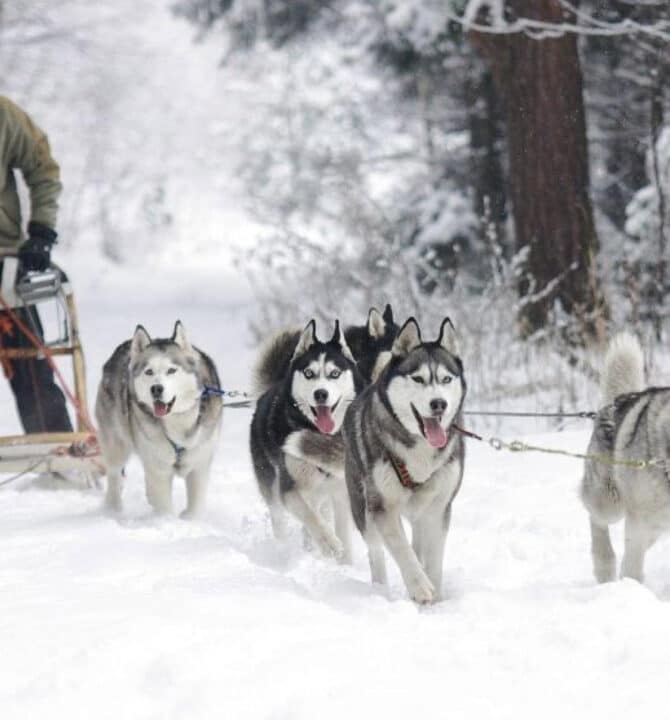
[389,454,421,491]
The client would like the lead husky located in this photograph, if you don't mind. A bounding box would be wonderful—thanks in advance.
[95,321,222,517]
[250,320,362,561]
[342,317,466,603]
[580,332,670,584]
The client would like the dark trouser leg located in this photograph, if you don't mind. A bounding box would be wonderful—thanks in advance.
[3,306,73,433]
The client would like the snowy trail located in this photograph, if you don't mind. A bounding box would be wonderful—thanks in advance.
[2,2,670,718]
[3,364,670,720]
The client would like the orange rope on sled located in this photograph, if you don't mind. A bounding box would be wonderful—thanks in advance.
[0,291,96,435]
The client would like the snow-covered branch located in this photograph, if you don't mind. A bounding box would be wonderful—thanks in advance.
[457,0,670,40]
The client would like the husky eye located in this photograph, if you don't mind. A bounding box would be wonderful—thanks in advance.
[145,369,154,376]
[328,370,341,379]
[167,367,178,375]
[441,376,452,385]
[303,368,315,379]
[411,376,425,384]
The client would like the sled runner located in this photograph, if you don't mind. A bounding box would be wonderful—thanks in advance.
[0,251,102,481]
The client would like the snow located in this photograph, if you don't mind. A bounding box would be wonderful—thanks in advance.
[2,2,670,718]
[4,396,670,718]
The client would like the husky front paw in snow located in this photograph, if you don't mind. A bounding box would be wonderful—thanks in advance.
[250,320,363,562]
[95,321,222,518]
[342,317,466,603]
[580,332,670,584]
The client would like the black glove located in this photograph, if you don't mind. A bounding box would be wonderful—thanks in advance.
[19,222,58,272]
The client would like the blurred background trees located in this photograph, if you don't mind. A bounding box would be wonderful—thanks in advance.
[174,0,669,351]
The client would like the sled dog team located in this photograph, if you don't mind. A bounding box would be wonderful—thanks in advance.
[95,310,669,603]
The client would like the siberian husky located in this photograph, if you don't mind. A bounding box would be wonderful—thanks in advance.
[250,320,363,561]
[342,317,466,603]
[95,321,222,517]
[580,332,670,584]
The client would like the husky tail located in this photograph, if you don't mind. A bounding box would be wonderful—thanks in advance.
[600,332,645,405]
[252,327,301,397]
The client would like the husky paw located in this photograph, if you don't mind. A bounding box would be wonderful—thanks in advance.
[406,572,436,605]
[316,533,345,562]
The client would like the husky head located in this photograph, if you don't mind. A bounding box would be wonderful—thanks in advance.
[382,317,465,449]
[129,321,202,419]
[345,304,399,384]
[290,319,358,435]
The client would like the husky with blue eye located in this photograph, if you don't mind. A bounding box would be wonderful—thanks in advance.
[341,317,466,603]
[95,321,222,518]
[250,320,363,561]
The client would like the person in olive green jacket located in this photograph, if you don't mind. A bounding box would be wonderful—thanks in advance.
[0,95,72,433]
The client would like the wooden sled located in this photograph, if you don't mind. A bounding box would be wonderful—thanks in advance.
[0,251,103,481]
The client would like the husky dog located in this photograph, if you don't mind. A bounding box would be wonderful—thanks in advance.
[344,304,399,383]
[342,317,466,603]
[95,321,222,518]
[253,305,399,480]
[580,332,670,584]
[250,320,362,561]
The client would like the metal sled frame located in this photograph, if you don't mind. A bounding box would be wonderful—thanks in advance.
[0,251,101,478]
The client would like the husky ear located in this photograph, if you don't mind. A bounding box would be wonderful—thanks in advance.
[391,317,422,357]
[383,304,394,325]
[366,307,386,340]
[130,325,151,360]
[331,319,355,363]
[437,317,458,354]
[171,320,193,352]
[293,319,317,359]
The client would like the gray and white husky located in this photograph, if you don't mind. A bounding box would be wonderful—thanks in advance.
[342,317,466,603]
[580,332,670,584]
[95,321,222,518]
[250,320,363,561]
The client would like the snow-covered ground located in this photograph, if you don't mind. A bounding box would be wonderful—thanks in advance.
[4,392,670,718]
[3,1,670,718]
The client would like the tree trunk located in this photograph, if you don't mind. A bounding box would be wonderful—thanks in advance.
[466,64,507,250]
[470,0,606,340]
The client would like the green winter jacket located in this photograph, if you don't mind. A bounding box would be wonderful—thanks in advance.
[0,96,62,247]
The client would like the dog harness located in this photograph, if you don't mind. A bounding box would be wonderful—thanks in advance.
[389,454,421,491]
[388,430,453,491]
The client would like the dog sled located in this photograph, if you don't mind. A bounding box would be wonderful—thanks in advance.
[0,250,102,482]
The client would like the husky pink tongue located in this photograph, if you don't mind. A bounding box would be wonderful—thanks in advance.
[154,401,170,417]
[423,417,447,448]
[315,406,335,434]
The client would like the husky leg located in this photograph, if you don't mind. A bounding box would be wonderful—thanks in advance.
[282,488,344,560]
[331,482,353,564]
[144,468,174,515]
[373,509,435,604]
[364,517,388,586]
[99,439,131,513]
[411,524,424,566]
[181,469,209,519]
[589,518,616,583]
[621,515,652,582]
[105,465,125,513]
[414,504,451,601]
[269,502,289,539]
